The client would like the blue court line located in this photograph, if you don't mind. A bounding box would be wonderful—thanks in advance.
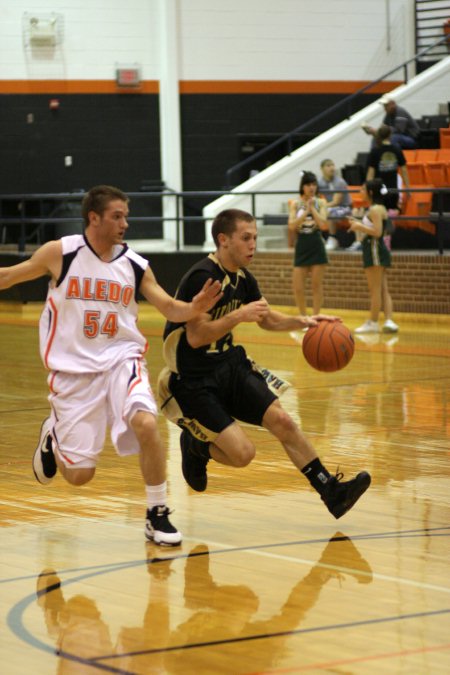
[6,525,450,674]
[2,524,449,585]
[0,557,155,585]
[8,581,450,675]
[6,559,156,674]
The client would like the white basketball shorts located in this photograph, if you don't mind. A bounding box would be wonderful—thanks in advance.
[47,358,157,468]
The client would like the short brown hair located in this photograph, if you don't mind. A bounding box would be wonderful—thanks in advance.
[81,185,128,227]
[211,209,255,247]
[375,124,392,145]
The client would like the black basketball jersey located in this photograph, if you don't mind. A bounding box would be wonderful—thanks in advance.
[163,253,261,376]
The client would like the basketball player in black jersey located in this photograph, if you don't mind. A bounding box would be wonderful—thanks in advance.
[158,209,371,519]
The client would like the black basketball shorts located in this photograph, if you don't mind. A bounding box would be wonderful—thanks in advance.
[169,346,277,442]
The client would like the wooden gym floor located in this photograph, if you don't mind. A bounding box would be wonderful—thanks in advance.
[0,302,449,674]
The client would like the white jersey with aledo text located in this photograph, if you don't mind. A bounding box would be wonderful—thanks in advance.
[39,234,148,373]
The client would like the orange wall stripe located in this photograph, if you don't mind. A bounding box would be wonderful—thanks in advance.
[0,79,401,95]
[0,80,159,94]
[179,80,402,94]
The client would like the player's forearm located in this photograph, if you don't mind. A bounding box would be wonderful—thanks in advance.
[259,310,307,332]
[163,298,199,323]
[149,291,200,323]
[0,269,13,290]
[0,262,44,290]
[186,309,243,348]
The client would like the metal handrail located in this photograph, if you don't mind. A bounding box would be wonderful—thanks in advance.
[224,34,450,188]
[1,187,448,254]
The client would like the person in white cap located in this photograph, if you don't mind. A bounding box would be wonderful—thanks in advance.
[362,97,420,149]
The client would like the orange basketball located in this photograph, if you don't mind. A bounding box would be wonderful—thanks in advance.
[302,321,354,372]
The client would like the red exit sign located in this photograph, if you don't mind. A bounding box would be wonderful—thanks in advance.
[116,68,141,87]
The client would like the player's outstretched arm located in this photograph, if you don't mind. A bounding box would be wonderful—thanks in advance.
[139,267,222,322]
[0,240,61,290]
[259,305,342,332]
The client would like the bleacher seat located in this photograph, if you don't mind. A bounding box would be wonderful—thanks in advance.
[415,149,438,162]
[346,186,368,211]
[425,162,448,187]
[439,128,450,148]
[406,162,428,183]
[403,150,416,163]
[393,185,435,234]
[421,115,450,129]
[437,148,450,162]
[417,128,440,149]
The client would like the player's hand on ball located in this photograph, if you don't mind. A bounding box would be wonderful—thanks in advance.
[298,315,319,328]
[311,314,342,323]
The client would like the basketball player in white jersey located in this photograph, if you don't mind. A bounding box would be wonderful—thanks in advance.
[0,185,222,546]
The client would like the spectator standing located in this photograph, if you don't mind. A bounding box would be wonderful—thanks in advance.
[288,172,328,315]
[366,125,410,212]
[318,159,352,251]
[347,179,399,334]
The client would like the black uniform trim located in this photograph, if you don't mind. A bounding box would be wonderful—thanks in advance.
[56,247,83,287]
[129,258,146,302]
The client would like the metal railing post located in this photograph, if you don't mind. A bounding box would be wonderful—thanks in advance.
[176,193,180,251]
[436,191,444,256]
[0,187,448,255]
[18,200,26,253]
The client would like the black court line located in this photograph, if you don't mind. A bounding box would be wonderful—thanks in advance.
[91,608,450,663]
[0,406,50,416]
[2,524,450,585]
[6,527,450,674]
[20,608,450,675]
[10,581,450,674]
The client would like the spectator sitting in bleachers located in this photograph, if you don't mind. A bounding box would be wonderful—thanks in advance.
[317,159,352,251]
[362,97,420,150]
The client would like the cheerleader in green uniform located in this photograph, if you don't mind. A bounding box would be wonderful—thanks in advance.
[288,171,328,314]
[347,179,399,334]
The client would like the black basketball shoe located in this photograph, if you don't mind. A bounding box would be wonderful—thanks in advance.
[180,429,210,492]
[321,470,371,519]
[33,417,57,485]
[145,505,182,546]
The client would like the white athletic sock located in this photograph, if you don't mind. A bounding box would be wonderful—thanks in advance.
[145,482,167,510]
